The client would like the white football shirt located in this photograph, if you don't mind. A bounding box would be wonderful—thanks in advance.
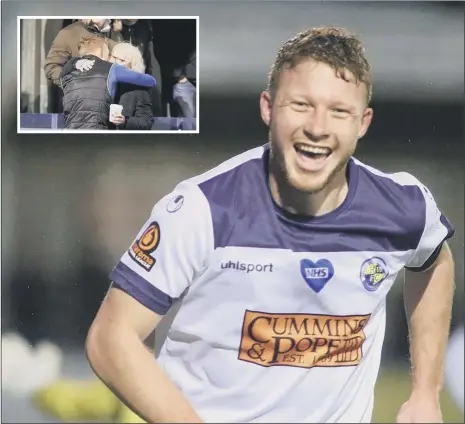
[110,144,454,423]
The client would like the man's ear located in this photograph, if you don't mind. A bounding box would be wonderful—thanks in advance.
[358,107,373,139]
[260,90,272,127]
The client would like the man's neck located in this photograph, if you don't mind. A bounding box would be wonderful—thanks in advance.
[269,165,349,218]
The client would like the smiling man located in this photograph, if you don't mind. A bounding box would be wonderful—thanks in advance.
[86,27,455,423]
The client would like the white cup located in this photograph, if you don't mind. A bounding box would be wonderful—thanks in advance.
[109,104,123,121]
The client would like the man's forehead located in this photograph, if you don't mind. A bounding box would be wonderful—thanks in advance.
[277,60,368,102]
[283,60,357,83]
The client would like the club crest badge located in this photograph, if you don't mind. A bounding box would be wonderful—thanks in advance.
[360,257,388,291]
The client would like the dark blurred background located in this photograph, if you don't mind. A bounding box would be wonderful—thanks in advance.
[2,1,464,423]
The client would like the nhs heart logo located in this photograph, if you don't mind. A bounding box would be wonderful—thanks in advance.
[300,259,335,293]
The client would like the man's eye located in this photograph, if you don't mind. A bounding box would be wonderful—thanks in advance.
[291,102,309,110]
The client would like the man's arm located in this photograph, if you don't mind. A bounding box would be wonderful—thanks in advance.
[86,287,203,423]
[113,65,156,87]
[405,243,455,395]
[60,57,79,78]
[108,65,156,98]
[87,183,212,423]
[44,30,72,86]
[398,243,455,422]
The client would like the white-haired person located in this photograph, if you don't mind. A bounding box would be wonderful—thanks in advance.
[109,42,154,130]
[110,19,163,117]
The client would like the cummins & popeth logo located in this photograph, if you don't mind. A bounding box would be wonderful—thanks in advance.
[239,310,371,368]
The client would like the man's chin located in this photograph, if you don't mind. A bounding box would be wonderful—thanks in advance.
[286,173,329,195]
[285,155,351,194]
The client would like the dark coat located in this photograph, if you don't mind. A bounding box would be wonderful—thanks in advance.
[111,83,153,130]
[60,55,113,130]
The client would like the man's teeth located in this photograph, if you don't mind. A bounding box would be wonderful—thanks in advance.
[296,145,330,155]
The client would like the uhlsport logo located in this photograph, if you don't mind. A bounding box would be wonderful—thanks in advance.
[239,310,371,369]
[221,261,273,273]
[360,257,388,291]
[300,259,334,293]
[166,195,184,213]
[128,221,161,271]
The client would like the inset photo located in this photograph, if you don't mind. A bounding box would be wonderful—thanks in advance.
[18,17,198,133]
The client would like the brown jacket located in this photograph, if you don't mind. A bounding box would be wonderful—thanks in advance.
[44,21,117,86]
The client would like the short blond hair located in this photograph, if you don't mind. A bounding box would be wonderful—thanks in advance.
[78,34,108,56]
[112,42,145,73]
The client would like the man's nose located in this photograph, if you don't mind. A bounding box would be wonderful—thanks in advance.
[303,109,330,141]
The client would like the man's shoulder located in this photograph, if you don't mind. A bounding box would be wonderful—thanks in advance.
[61,21,86,35]
[67,21,83,29]
[166,144,266,215]
[157,145,266,249]
[88,56,113,72]
[352,157,430,227]
[185,144,266,190]
[60,56,81,78]
[353,157,424,193]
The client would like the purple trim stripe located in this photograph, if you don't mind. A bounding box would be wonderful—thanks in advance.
[405,213,455,272]
[109,262,173,315]
[198,148,439,254]
[440,213,455,237]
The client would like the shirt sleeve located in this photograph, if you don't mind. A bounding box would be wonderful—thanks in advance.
[108,64,156,97]
[109,182,214,315]
[44,29,72,85]
[405,183,455,272]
